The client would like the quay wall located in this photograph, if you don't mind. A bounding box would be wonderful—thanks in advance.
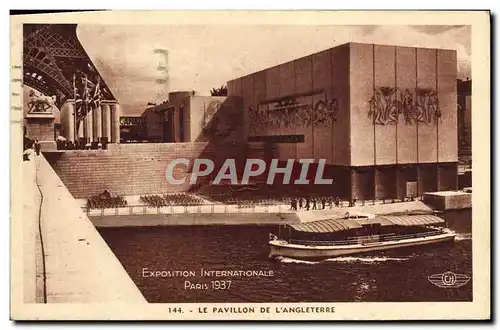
[20,154,146,305]
[88,201,432,227]
[90,212,300,227]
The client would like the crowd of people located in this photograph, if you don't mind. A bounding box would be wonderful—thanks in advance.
[56,137,108,150]
[86,188,410,211]
[139,194,205,207]
[136,192,352,210]
[200,186,412,211]
[207,193,291,206]
[288,196,344,211]
[86,190,127,210]
[197,183,356,208]
[204,194,340,208]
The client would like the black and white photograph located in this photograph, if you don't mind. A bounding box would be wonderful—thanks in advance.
[10,10,490,320]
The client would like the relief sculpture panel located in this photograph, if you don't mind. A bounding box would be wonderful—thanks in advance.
[247,96,338,133]
[368,87,441,126]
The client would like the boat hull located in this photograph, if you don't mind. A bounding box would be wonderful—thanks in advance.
[268,233,456,259]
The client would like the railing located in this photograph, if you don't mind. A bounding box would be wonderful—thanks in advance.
[199,196,425,207]
[82,202,293,216]
[288,230,445,247]
[82,195,428,217]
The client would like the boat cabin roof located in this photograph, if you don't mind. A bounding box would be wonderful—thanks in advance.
[289,214,445,233]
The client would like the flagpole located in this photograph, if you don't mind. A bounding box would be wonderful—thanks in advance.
[95,76,101,143]
[73,73,77,142]
[83,74,88,144]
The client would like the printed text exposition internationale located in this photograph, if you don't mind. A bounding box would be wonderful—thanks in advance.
[142,268,275,278]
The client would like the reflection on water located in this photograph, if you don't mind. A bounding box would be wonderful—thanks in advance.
[98,209,472,303]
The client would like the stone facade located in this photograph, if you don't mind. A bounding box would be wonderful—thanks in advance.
[228,42,459,199]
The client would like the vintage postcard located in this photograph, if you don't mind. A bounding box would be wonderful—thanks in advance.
[10,10,490,320]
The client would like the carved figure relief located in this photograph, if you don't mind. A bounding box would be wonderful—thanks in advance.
[414,88,440,124]
[368,87,441,125]
[368,87,399,125]
[248,97,339,133]
[314,99,339,126]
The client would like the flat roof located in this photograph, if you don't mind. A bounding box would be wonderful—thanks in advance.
[227,41,457,84]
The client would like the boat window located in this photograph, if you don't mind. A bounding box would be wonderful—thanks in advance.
[360,223,382,235]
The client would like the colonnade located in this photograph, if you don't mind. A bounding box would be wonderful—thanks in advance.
[61,100,120,143]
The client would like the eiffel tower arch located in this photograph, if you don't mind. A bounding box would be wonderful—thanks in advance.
[23,24,121,146]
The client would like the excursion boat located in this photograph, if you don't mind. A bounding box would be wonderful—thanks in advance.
[268,214,456,259]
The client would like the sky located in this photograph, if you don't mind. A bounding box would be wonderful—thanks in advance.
[76,25,471,116]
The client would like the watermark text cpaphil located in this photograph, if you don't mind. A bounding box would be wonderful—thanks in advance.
[165,158,333,185]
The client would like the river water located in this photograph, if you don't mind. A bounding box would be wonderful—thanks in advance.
[97,209,472,303]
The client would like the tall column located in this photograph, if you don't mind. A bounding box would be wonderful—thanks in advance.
[110,103,121,143]
[88,109,95,142]
[86,111,91,141]
[115,103,121,143]
[94,103,102,142]
[101,103,111,142]
[110,104,116,143]
[78,117,85,139]
[61,100,75,142]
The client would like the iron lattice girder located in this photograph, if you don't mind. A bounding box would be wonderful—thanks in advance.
[26,28,86,58]
[24,79,51,100]
[23,24,116,106]
[42,47,86,59]
[24,68,52,97]
[24,52,72,96]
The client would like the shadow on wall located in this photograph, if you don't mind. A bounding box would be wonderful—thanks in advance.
[194,96,244,144]
[188,96,265,192]
[187,95,347,197]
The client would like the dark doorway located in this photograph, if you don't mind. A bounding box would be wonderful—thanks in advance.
[163,108,174,142]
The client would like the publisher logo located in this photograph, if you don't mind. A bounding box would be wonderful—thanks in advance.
[428,271,471,288]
